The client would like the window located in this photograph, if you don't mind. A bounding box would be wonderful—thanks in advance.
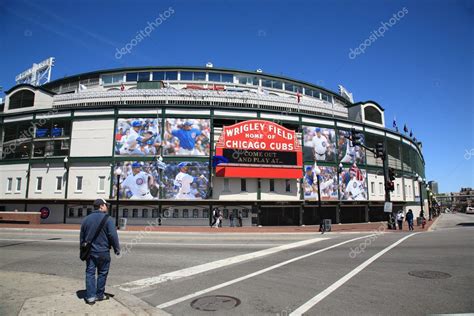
[133,209,138,218]
[6,178,13,192]
[78,208,83,217]
[123,209,129,218]
[321,93,331,102]
[36,177,43,192]
[9,90,35,109]
[223,178,230,192]
[98,176,106,192]
[142,209,149,218]
[68,208,74,217]
[183,209,189,218]
[370,182,375,195]
[208,72,234,83]
[152,208,159,218]
[102,74,124,84]
[138,72,150,82]
[125,73,138,82]
[379,183,383,195]
[152,71,178,81]
[269,179,275,192]
[16,177,22,192]
[181,71,206,81]
[284,82,302,93]
[241,179,247,192]
[223,209,229,219]
[236,75,259,85]
[173,209,179,218]
[193,209,199,218]
[262,79,282,89]
[243,209,249,218]
[364,106,383,124]
[76,176,83,192]
[56,176,62,191]
[285,179,291,192]
[202,209,209,218]
[396,183,400,195]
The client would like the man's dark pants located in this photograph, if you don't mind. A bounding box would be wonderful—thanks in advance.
[85,252,111,301]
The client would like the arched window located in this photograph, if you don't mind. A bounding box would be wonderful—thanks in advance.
[9,90,35,109]
[364,106,382,124]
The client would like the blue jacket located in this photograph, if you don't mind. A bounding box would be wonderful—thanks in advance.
[80,210,120,254]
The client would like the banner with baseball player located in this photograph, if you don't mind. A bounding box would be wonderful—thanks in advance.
[163,118,211,156]
[113,161,162,200]
[162,161,210,199]
[339,164,368,201]
[303,126,337,162]
[303,164,338,200]
[337,129,366,164]
[115,118,161,156]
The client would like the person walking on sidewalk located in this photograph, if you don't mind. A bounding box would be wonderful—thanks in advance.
[80,198,120,305]
[229,211,235,227]
[406,209,414,231]
[396,211,404,230]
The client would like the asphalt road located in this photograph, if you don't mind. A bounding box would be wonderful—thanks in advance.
[0,213,473,315]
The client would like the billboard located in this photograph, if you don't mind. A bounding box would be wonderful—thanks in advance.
[337,129,365,164]
[303,126,336,162]
[162,162,210,199]
[339,164,367,200]
[114,161,161,200]
[215,120,303,178]
[115,118,161,156]
[303,165,338,200]
[163,118,210,156]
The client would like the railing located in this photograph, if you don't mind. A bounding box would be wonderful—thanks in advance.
[53,89,349,118]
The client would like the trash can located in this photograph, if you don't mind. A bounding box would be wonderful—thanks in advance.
[119,218,127,230]
[416,217,422,226]
[323,219,332,232]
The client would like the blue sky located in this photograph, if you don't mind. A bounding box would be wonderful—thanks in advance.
[0,0,472,192]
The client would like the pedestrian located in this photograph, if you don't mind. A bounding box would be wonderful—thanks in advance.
[218,210,223,227]
[211,208,219,228]
[422,216,426,229]
[237,211,243,227]
[406,209,414,231]
[229,211,235,227]
[396,211,404,230]
[80,198,120,305]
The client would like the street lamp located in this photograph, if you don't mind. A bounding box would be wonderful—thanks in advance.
[114,167,122,229]
[427,188,432,220]
[416,174,425,219]
[63,156,69,169]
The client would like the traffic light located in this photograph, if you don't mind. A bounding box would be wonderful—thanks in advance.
[386,168,396,192]
[375,142,385,158]
[350,128,363,146]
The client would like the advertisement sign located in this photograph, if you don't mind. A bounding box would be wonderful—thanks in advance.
[303,126,336,162]
[337,129,365,164]
[339,164,368,200]
[215,120,303,178]
[162,162,210,199]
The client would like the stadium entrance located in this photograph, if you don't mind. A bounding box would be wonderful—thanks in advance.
[259,205,300,226]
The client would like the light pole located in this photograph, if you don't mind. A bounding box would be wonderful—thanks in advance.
[114,167,122,229]
[416,174,427,220]
[427,188,432,220]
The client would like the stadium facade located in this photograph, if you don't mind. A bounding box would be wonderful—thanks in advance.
[0,66,427,226]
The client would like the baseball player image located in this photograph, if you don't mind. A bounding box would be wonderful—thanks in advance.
[165,120,209,155]
[173,162,207,199]
[120,162,156,200]
[312,127,329,161]
[118,120,155,156]
[303,165,337,200]
[343,164,367,201]
[303,166,318,198]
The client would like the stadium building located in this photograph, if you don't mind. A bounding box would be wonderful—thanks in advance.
[0,65,427,226]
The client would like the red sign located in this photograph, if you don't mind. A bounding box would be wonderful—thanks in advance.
[215,120,303,178]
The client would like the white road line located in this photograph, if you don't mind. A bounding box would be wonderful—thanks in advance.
[290,233,418,316]
[119,236,330,293]
[156,234,375,309]
[0,238,278,248]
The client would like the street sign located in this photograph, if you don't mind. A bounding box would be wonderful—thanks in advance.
[384,202,393,213]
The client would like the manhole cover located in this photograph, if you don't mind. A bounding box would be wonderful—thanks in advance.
[408,270,452,279]
[190,295,241,311]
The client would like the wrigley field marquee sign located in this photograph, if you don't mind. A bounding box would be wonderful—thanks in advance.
[215,120,303,178]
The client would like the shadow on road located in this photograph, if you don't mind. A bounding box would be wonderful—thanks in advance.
[456,223,474,227]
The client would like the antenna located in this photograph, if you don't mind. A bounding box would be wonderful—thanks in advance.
[15,57,55,86]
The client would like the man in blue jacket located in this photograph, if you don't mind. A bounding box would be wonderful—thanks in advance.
[80,198,120,305]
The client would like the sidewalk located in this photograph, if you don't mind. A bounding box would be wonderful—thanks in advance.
[0,218,438,233]
[0,270,169,316]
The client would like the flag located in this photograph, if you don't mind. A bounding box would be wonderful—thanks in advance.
[392,117,397,128]
[120,83,125,91]
[403,124,408,133]
[350,163,364,181]
[296,91,301,103]
[409,129,413,138]
[212,155,229,167]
